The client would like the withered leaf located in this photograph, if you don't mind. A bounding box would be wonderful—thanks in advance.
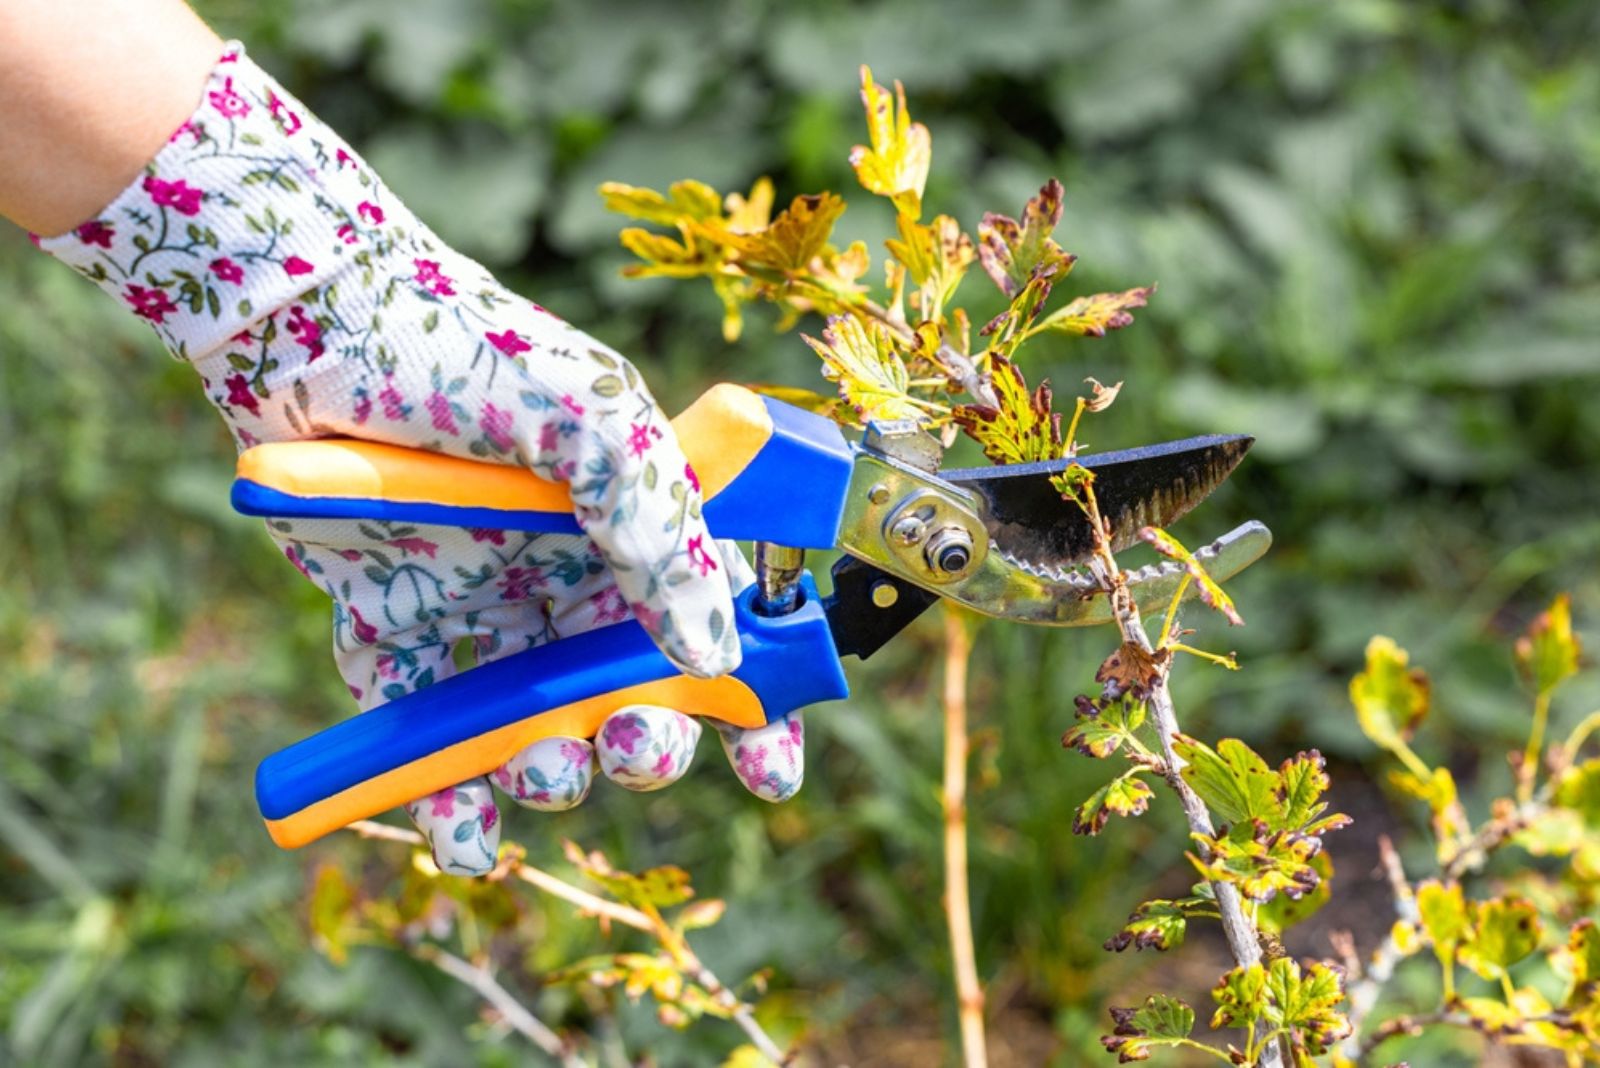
[976,178,1076,299]
[1097,641,1171,701]
[1037,285,1155,337]
[949,356,1061,464]
[1139,526,1244,626]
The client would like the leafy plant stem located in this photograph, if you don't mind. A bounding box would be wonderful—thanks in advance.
[1159,575,1192,647]
[1558,709,1600,769]
[346,820,791,1065]
[1518,690,1551,803]
[942,607,989,1068]
[1098,567,1281,1068]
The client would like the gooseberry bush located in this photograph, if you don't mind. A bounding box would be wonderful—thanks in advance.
[308,69,1600,1067]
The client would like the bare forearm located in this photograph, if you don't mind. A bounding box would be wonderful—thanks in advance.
[0,0,220,236]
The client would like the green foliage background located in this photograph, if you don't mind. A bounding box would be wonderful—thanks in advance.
[3,0,1598,1064]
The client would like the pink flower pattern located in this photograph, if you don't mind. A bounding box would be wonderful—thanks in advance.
[34,41,774,878]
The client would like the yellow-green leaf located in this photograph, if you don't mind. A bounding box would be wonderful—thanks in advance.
[1190,822,1322,904]
[1036,285,1155,337]
[600,179,724,225]
[1257,852,1334,935]
[976,178,1075,298]
[1139,527,1244,626]
[949,356,1061,464]
[1416,879,1468,968]
[1074,773,1154,836]
[1515,593,1580,696]
[1101,995,1197,1062]
[1261,958,1352,1058]
[1104,897,1212,952]
[1552,918,1600,1009]
[618,225,723,279]
[717,192,846,274]
[1349,635,1430,753]
[885,213,973,318]
[1460,897,1543,980]
[850,67,930,218]
[1174,736,1279,825]
[803,315,931,424]
[309,864,359,966]
[1210,963,1268,1031]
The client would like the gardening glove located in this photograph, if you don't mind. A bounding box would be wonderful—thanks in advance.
[35,43,805,876]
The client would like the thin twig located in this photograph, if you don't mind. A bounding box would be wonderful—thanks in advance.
[942,608,988,1068]
[409,942,585,1068]
[345,819,791,1065]
[1338,836,1421,1060]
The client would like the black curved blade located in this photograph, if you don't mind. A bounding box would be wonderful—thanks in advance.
[940,434,1253,567]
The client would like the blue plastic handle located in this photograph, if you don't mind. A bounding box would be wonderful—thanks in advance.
[256,576,848,835]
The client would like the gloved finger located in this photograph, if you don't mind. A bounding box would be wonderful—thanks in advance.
[716,712,805,803]
[715,538,757,593]
[595,705,701,791]
[490,737,596,811]
[404,777,501,876]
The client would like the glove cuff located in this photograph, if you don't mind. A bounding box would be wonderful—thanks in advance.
[37,43,415,369]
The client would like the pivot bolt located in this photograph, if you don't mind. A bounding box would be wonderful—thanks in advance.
[867,482,890,506]
[924,525,975,576]
[870,580,900,608]
[890,516,926,546]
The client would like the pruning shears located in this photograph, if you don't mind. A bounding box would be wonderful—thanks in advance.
[231,383,1270,850]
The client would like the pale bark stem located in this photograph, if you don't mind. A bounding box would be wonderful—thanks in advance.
[942,609,989,1068]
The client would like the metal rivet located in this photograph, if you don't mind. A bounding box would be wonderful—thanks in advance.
[890,516,925,545]
[870,580,900,608]
[867,482,890,505]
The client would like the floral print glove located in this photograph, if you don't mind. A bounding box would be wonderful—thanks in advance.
[36,44,805,875]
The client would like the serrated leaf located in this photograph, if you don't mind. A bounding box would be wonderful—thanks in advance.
[1190,821,1322,904]
[1275,750,1331,828]
[1037,285,1155,337]
[850,67,930,218]
[803,315,930,424]
[976,178,1074,298]
[1349,635,1431,754]
[564,840,694,909]
[1416,879,1469,969]
[885,214,973,318]
[1100,995,1196,1063]
[1261,958,1352,1057]
[717,192,845,274]
[1516,593,1580,696]
[1210,963,1268,1031]
[1074,773,1154,836]
[1061,693,1145,759]
[600,179,724,225]
[1104,897,1212,952]
[1459,897,1542,980]
[618,226,723,279]
[1257,852,1334,935]
[1139,527,1243,625]
[1173,737,1279,825]
[950,356,1061,464]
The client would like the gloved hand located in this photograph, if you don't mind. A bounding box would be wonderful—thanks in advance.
[36,43,804,875]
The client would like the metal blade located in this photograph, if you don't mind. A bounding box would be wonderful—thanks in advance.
[939,434,1253,568]
[824,521,1274,657]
